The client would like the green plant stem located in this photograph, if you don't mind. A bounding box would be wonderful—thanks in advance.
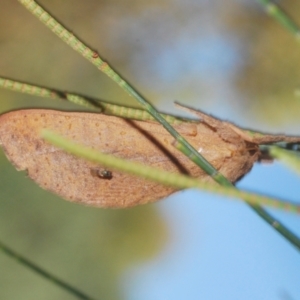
[269,146,300,175]
[42,130,300,215]
[43,130,300,250]
[1,76,300,148]
[0,77,100,110]
[0,76,189,124]
[257,0,300,38]
[250,208,300,249]
[0,240,97,300]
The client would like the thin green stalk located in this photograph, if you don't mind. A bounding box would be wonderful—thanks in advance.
[0,76,187,125]
[42,130,300,251]
[1,76,300,149]
[257,0,300,38]
[0,240,97,300]
[269,146,300,176]
[17,1,300,248]
[0,77,100,110]
[42,129,300,216]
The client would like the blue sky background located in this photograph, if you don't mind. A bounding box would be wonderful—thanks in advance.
[124,164,300,300]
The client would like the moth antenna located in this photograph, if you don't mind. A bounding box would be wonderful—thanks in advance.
[174,102,220,128]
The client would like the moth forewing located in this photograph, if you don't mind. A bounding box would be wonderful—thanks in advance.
[0,109,203,207]
[1,108,299,208]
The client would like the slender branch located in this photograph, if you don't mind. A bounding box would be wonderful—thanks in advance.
[42,130,300,216]
[270,146,300,176]
[42,129,300,251]
[0,240,97,300]
[45,129,300,249]
[0,76,187,124]
[256,0,300,38]
[0,77,100,110]
[1,76,300,148]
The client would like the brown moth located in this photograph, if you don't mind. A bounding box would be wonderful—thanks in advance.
[0,108,299,208]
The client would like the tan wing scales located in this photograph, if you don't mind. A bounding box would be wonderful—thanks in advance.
[1,108,295,208]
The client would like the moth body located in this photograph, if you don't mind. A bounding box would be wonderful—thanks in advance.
[0,109,299,208]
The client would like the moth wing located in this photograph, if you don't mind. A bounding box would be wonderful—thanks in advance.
[0,109,197,208]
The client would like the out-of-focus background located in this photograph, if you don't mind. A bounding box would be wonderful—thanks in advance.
[0,1,300,299]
